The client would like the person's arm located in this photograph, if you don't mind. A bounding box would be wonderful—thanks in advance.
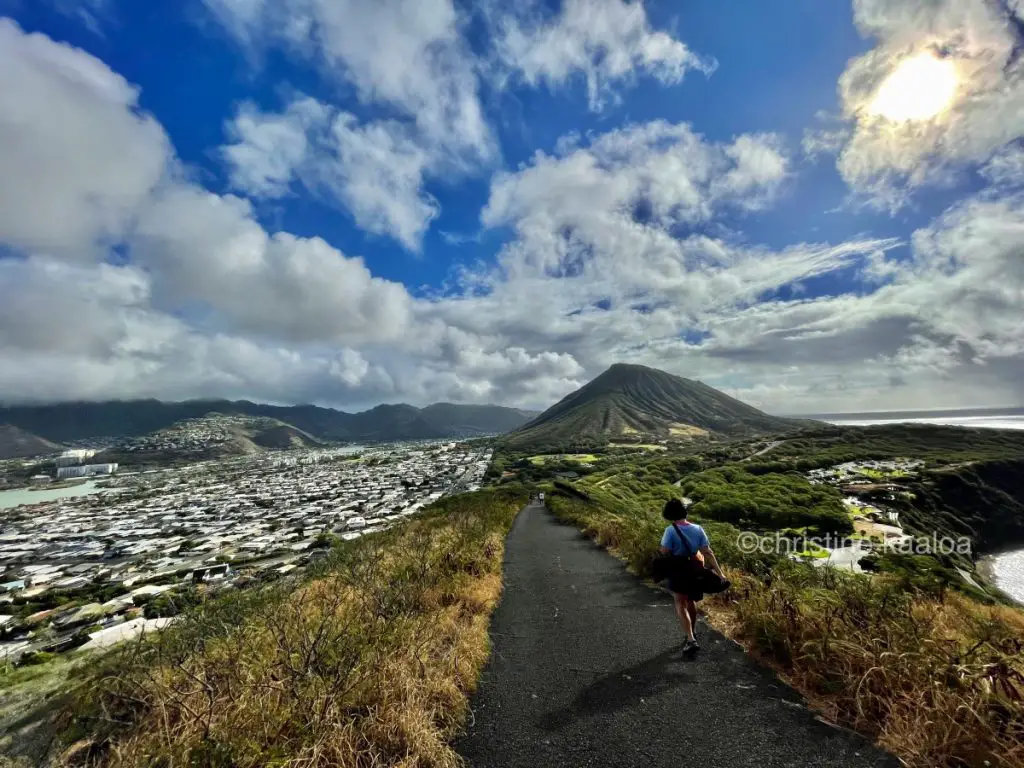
[699,546,723,577]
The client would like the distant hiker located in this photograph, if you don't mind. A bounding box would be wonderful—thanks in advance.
[657,498,725,655]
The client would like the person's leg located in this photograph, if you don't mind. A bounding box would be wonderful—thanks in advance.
[687,598,697,630]
[673,592,696,642]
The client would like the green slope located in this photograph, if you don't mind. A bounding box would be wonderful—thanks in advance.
[504,363,808,450]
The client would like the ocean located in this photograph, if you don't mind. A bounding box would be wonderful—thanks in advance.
[813,407,1024,431]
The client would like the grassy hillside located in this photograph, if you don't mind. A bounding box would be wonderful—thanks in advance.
[15,487,527,767]
[503,363,807,450]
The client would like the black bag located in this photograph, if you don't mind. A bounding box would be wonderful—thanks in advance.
[652,524,730,594]
[652,524,701,582]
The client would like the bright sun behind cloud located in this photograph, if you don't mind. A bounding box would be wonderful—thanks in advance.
[868,52,959,121]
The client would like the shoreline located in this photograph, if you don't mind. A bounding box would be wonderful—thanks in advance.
[978,548,1024,605]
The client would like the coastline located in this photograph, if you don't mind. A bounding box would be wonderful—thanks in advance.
[978,548,1024,605]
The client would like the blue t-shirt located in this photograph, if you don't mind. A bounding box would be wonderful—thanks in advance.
[660,521,709,556]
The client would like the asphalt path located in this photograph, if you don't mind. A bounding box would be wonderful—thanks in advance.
[456,502,898,768]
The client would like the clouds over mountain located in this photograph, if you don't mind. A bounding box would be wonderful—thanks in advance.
[1,2,1024,414]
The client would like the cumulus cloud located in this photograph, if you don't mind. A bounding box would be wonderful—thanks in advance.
[208,0,714,249]
[222,97,327,198]
[4,11,1024,414]
[131,185,415,344]
[980,142,1024,187]
[0,20,591,409]
[492,0,714,110]
[0,19,169,260]
[222,100,438,251]
[695,188,1024,410]
[482,121,791,280]
[829,0,1024,205]
[205,0,494,161]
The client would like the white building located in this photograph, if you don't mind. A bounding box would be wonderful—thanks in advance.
[57,463,118,480]
[55,449,97,467]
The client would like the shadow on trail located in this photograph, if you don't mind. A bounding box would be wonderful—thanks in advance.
[538,646,696,731]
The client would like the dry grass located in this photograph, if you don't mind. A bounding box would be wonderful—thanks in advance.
[713,570,1024,768]
[548,489,1024,768]
[54,488,526,768]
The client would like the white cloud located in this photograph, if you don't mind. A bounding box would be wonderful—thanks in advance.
[831,0,1024,205]
[208,0,493,250]
[205,0,494,162]
[980,143,1024,187]
[223,100,438,251]
[222,97,327,198]
[0,18,169,260]
[493,0,713,110]
[44,0,112,35]
[0,21,591,409]
[131,185,415,345]
[482,121,790,277]
[4,14,1024,414]
[207,0,719,249]
[318,115,438,251]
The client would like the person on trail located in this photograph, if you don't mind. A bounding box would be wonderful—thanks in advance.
[658,498,724,655]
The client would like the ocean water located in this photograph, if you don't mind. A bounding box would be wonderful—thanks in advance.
[827,415,1024,430]
[0,479,106,510]
[991,550,1024,605]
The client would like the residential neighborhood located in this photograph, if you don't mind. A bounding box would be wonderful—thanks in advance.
[0,441,492,661]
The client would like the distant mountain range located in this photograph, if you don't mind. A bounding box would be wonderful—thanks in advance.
[0,400,538,451]
[503,363,810,450]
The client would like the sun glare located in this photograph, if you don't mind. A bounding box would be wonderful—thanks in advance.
[868,52,958,121]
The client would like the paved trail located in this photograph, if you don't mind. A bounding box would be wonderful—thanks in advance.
[456,502,897,768]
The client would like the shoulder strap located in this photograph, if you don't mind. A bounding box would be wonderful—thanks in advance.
[671,523,692,557]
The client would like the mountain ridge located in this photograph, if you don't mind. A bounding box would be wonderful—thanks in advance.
[505,363,810,449]
[0,399,537,444]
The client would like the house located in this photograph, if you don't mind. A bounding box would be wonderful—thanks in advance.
[190,564,230,582]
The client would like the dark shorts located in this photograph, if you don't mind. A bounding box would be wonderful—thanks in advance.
[668,575,704,601]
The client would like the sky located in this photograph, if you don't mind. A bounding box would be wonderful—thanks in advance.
[0,0,1022,415]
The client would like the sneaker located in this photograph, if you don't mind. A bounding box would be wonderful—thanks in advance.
[683,639,700,655]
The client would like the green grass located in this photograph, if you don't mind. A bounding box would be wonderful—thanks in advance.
[527,453,599,466]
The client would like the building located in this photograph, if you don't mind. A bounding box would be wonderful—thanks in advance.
[55,449,97,468]
[57,463,118,480]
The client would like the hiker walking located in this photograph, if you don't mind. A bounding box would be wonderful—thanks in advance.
[658,498,725,655]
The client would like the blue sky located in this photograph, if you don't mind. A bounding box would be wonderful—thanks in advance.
[0,0,1022,413]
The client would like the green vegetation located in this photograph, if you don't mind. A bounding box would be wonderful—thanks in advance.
[38,486,527,768]
[527,425,1024,768]
[545,470,1024,768]
[755,423,1024,471]
[527,453,599,466]
[682,466,852,534]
